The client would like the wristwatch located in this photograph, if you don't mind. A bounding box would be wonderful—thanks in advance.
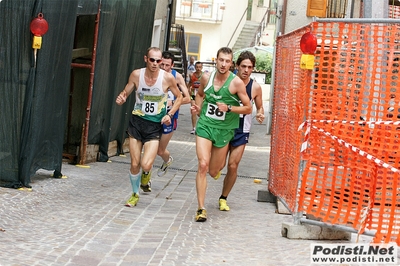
[227,104,232,113]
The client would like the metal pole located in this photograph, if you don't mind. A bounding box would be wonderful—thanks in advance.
[350,0,355,18]
[277,196,292,214]
[164,0,174,51]
[300,218,376,237]
[316,18,400,23]
[293,159,307,225]
[266,4,282,135]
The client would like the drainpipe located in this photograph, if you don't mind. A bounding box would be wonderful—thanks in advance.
[350,0,355,18]
[280,0,287,34]
[164,0,174,51]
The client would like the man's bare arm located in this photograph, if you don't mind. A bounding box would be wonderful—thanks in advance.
[176,72,191,104]
[252,81,265,124]
[116,70,139,105]
[166,73,183,115]
[191,72,209,116]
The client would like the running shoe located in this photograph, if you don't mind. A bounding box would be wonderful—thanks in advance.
[140,171,152,192]
[190,128,195,134]
[157,156,173,177]
[195,208,207,222]
[219,199,230,211]
[125,193,139,207]
[141,170,151,185]
[140,180,152,192]
[212,171,221,180]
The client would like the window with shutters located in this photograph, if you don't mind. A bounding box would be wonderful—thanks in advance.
[307,0,349,18]
[307,0,327,17]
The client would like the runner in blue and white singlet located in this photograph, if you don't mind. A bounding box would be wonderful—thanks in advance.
[230,78,255,147]
[157,51,190,177]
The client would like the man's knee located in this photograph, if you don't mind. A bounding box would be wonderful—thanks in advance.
[228,162,238,172]
[197,160,209,172]
[130,165,141,175]
[141,162,153,172]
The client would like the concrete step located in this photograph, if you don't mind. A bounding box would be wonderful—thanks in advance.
[169,47,182,53]
[232,20,260,51]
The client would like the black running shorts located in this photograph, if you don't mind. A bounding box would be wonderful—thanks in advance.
[127,115,162,143]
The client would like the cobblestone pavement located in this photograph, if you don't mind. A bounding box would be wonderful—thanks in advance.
[0,103,395,266]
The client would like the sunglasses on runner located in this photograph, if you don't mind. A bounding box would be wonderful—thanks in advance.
[148,57,162,63]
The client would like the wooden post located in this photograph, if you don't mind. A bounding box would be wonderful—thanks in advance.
[76,123,90,168]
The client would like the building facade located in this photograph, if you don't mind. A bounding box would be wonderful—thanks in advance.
[174,0,272,61]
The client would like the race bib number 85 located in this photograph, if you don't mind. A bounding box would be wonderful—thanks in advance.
[206,103,226,121]
[142,101,159,115]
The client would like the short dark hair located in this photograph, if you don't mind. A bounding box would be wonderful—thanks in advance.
[236,51,256,67]
[216,47,233,59]
[162,51,175,62]
[195,61,202,67]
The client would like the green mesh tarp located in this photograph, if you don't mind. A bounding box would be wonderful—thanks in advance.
[0,0,156,188]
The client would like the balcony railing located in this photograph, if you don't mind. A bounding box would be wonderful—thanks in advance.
[176,0,225,22]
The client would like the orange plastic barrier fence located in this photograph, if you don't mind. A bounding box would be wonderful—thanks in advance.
[269,21,400,245]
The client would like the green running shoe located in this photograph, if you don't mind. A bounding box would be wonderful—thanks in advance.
[141,170,152,186]
[140,170,152,192]
[125,193,139,207]
[140,181,151,192]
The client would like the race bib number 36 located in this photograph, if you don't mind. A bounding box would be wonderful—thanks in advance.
[206,103,226,121]
[142,101,158,115]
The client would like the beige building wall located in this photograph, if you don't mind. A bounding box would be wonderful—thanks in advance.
[281,0,355,34]
[284,0,312,33]
[152,0,170,50]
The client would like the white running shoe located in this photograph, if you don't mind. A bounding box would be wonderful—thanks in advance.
[157,156,173,177]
